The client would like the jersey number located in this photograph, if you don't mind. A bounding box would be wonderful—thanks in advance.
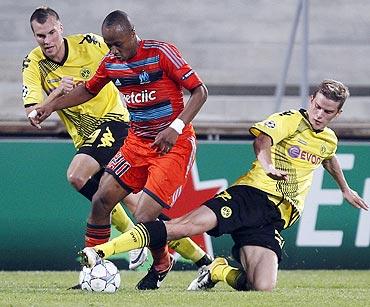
[85,127,115,148]
[279,110,294,116]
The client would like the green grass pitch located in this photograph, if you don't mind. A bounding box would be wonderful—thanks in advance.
[1,270,370,306]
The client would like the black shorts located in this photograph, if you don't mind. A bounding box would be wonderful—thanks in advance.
[204,185,285,262]
[77,121,128,167]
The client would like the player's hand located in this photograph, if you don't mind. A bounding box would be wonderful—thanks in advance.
[59,76,74,95]
[264,164,289,181]
[34,103,53,124]
[26,107,41,129]
[343,188,369,210]
[150,127,179,155]
[47,77,74,98]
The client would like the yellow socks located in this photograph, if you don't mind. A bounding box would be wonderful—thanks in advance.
[168,238,208,264]
[95,221,168,259]
[95,223,149,258]
[210,258,235,282]
[210,258,249,291]
[111,203,134,233]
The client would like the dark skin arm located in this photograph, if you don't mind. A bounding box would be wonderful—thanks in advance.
[27,77,75,129]
[151,84,208,154]
[34,83,95,124]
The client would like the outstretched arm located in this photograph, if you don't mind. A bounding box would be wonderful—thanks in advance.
[322,155,368,210]
[34,83,95,124]
[26,77,75,128]
[253,132,288,181]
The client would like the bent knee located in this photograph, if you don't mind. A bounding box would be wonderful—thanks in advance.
[134,212,147,223]
[134,211,157,223]
[134,203,162,223]
[67,172,87,190]
[253,279,276,292]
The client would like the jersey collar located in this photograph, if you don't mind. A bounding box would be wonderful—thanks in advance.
[43,38,69,66]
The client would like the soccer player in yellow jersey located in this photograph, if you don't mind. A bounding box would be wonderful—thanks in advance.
[80,79,368,291]
[22,6,148,271]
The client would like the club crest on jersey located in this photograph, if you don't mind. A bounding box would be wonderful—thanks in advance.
[220,206,232,218]
[320,143,327,155]
[264,120,276,128]
[139,71,150,84]
[80,67,91,79]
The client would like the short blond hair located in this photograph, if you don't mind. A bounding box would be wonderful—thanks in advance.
[313,79,350,109]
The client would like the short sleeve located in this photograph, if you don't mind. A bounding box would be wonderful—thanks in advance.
[250,110,300,145]
[22,54,44,106]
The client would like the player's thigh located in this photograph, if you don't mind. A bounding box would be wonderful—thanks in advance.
[204,185,275,238]
[93,171,130,208]
[145,140,195,208]
[165,205,218,240]
[106,149,148,193]
[240,245,278,291]
[134,191,165,222]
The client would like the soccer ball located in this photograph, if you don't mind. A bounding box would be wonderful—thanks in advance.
[79,260,121,293]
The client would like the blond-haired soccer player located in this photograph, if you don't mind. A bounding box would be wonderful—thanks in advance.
[80,79,368,291]
[22,6,148,272]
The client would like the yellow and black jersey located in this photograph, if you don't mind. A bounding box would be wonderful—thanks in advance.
[22,33,129,148]
[234,109,338,228]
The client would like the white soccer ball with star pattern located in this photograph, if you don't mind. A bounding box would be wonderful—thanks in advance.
[79,260,121,293]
